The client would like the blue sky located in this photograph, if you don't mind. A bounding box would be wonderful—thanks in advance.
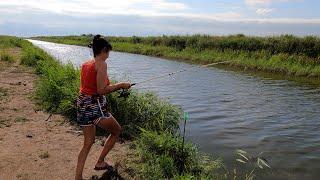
[0,0,319,37]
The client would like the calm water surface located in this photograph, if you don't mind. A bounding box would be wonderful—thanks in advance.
[29,40,320,179]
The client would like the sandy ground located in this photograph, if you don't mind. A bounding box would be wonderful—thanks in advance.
[0,49,134,180]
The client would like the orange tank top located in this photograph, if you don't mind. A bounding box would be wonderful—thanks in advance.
[79,60,110,95]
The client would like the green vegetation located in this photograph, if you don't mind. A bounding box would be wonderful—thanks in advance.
[0,35,23,49]
[0,36,22,63]
[0,51,14,62]
[132,129,226,179]
[2,36,230,179]
[234,149,270,180]
[0,118,11,128]
[33,34,320,77]
[0,87,9,98]
[14,117,29,123]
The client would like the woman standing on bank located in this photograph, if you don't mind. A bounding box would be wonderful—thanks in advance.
[75,35,131,180]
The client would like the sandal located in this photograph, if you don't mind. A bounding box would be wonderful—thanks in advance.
[94,162,113,171]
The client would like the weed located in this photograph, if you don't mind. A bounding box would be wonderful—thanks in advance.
[39,151,50,159]
[0,52,15,62]
[231,149,271,180]
[0,118,11,128]
[15,117,29,123]
[132,129,226,179]
[0,87,9,100]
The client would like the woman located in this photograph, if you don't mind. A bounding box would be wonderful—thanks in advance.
[75,35,131,180]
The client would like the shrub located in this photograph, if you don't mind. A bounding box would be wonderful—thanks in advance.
[106,91,180,138]
[133,129,226,179]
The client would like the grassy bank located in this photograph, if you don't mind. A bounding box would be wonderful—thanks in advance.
[1,35,234,179]
[33,34,320,78]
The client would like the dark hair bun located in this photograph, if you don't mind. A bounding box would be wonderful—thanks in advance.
[93,34,101,41]
[88,34,112,57]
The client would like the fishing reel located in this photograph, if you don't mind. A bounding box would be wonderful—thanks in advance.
[117,83,136,98]
[118,89,130,98]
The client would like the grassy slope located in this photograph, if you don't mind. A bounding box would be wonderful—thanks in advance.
[32,35,320,78]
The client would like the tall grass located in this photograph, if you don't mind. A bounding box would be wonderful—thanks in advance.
[0,35,24,49]
[33,34,320,58]
[0,35,25,63]
[0,51,15,62]
[133,129,226,179]
[108,34,320,58]
[106,91,180,138]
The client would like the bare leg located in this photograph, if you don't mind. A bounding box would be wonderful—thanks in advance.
[95,115,121,167]
[75,125,96,180]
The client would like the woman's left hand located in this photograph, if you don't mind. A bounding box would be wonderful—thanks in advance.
[121,82,131,89]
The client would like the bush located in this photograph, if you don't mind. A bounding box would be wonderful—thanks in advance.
[35,62,80,119]
[133,129,226,179]
[106,91,180,138]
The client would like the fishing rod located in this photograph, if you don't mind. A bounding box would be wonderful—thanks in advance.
[118,60,232,98]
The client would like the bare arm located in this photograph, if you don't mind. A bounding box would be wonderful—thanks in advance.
[96,61,130,95]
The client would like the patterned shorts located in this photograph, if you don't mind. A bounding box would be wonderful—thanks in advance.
[76,93,110,126]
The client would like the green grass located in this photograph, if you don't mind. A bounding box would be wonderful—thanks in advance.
[106,91,180,138]
[0,35,24,49]
[132,129,226,179]
[0,36,24,63]
[0,51,15,62]
[32,34,320,77]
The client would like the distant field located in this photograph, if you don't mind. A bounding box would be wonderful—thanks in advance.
[32,34,320,78]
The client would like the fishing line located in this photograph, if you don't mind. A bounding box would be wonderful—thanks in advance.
[131,60,232,86]
[118,60,233,98]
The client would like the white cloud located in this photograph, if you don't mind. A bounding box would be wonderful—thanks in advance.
[246,0,273,6]
[0,0,319,26]
[256,8,274,15]
[0,1,244,21]
[153,12,244,21]
[0,0,188,16]
[245,0,293,7]
[239,18,320,24]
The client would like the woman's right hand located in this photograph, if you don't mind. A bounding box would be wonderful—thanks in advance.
[120,82,131,89]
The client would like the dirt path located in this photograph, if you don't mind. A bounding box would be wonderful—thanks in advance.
[0,50,134,180]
